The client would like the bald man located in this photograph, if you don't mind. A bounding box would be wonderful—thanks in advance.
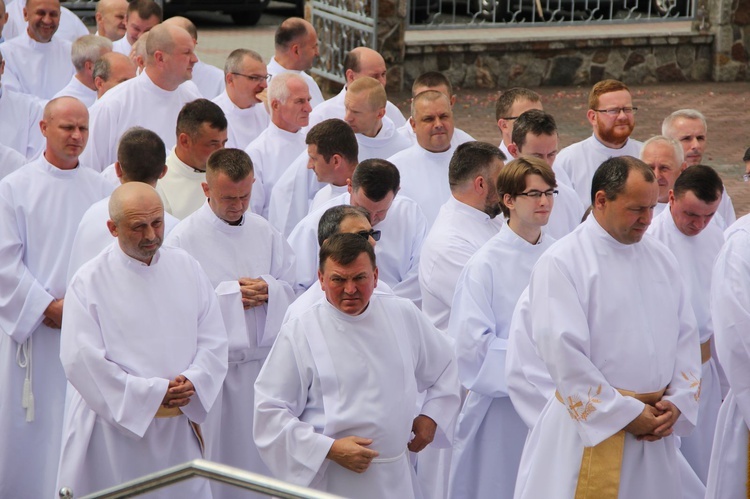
[94,0,128,41]
[267,17,324,108]
[309,46,406,128]
[0,97,112,498]
[93,51,137,99]
[2,0,87,43]
[163,16,225,99]
[83,23,202,172]
[0,0,74,99]
[57,182,227,497]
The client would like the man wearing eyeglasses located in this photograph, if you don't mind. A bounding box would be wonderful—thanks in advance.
[288,158,428,305]
[255,232,460,499]
[448,156,558,499]
[213,48,270,150]
[515,156,700,499]
[507,109,585,239]
[555,79,643,207]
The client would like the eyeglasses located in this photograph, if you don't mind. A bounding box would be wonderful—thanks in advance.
[500,116,518,120]
[593,107,638,116]
[231,72,271,83]
[516,189,558,199]
[356,229,381,242]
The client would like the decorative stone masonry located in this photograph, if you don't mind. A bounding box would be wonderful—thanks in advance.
[402,33,714,90]
[711,0,750,81]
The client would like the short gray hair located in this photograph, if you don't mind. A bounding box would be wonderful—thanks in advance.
[268,72,305,105]
[640,135,684,165]
[224,48,263,75]
[661,109,707,136]
[72,35,113,72]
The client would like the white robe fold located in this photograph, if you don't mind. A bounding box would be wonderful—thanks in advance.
[81,70,202,172]
[156,148,207,220]
[0,155,111,499]
[267,57,324,108]
[308,86,407,129]
[515,216,701,499]
[716,189,736,229]
[166,201,295,498]
[244,122,306,218]
[267,149,324,237]
[356,116,412,161]
[388,143,457,228]
[448,225,555,499]
[705,227,750,498]
[555,134,643,207]
[192,60,225,99]
[419,196,503,332]
[648,207,725,483]
[67,195,180,283]
[309,183,347,212]
[0,86,45,159]
[254,294,461,497]
[0,143,27,180]
[56,243,228,497]
[0,30,74,100]
[111,34,131,56]
[287,192,427,305]
[213,90,270,150]
[52,75,97,107]
[545,181,586,239]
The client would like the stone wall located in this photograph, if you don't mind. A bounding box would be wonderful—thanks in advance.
[402,34,714,90]
[711,0,750,81]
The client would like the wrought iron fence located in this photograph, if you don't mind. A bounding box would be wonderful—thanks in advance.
[408,0,696,28]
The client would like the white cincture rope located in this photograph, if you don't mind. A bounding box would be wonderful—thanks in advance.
[15,336,34,422]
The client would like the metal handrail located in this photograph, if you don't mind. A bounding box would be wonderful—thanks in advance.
[59,459,344,499]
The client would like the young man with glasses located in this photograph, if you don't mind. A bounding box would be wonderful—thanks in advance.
[288,158,428,306]
[213,48,271,149]
[555,79,643,206]
[448,156,558,499]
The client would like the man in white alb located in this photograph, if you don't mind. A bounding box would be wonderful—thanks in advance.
[0,51,45,159]
[308,46,406,128]
[83,23,203,171]
[0,0,9,44]
[288,158,427,304]
[0,97,112,499]
[419,140,504,332]
[448,156,558,499]
[111,0,161,56]
[163,16,225,99]
[254,232,461,498]
[647,164,726,484]
[506,109,584,238]
[92,51,137,99]
[555,79,643,206]
[515,156,701,499]
[213,48,270,149]
[344,76,411,161]
[67,126,178,281]
[94,0,127,41]
[662,108,736,228]
[0,143,26,180]
[640,135,686,218]
[56,182,228,497]
[245,72,310,218]
[494,87,543,161]
[398,71,474,146]
[268,118,357,236]
[3,0,87,44]
[166,148,295,499]
[706,201,750,498]
[267,17,323,108]
[0,0,74,100]
[157,98,228,220]
[53,35,113,108]
[388,90,458,227]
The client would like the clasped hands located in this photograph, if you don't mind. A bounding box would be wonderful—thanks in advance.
[239,277,268,310]
[624,399,681,442]
[161,375,195,409]
[327,415,437,473]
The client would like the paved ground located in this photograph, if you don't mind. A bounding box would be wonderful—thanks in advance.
[189,10,750,217]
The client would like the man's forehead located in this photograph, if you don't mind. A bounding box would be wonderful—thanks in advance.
[673,117,706,133]
[416,99,451,116]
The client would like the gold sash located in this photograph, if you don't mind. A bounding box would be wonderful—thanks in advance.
[556,387,666,499]
[701,339,712,364]
[155,405,182,418]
